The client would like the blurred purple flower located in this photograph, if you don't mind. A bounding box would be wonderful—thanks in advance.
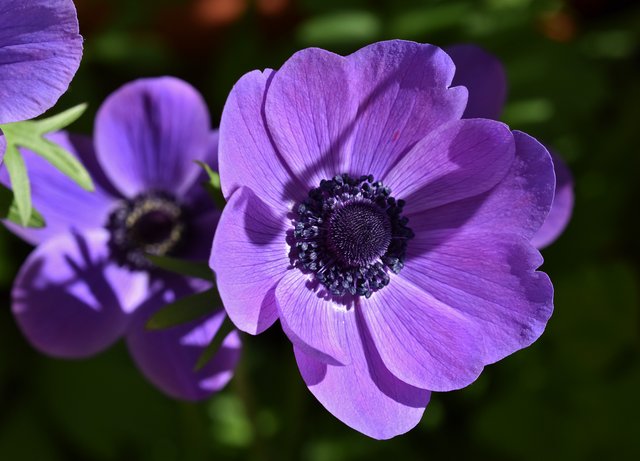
[211,40,556,438]
[3,77,240,401]
[447,44,574,247]
[0,0,83,157]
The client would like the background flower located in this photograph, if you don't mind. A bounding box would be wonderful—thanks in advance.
[0,0,83,158]
[211,40,555,438]
[2,77,239,400]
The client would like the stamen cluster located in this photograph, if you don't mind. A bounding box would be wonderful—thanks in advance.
[292,174,414,298]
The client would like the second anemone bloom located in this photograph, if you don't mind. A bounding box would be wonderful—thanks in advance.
[212,40,556,438]
[5,77,240,400]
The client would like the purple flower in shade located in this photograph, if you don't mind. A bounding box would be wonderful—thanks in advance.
[211,40,557,438]
[446,44,574,247]
[0,0,83,157]
[3,77,240,400]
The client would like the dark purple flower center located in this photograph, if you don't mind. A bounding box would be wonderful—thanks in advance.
[106,191,188,270]
[291,174,414,298]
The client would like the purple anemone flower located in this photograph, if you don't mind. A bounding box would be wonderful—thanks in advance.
[3,77,240,400]
[0,0,82,156]
[211,40,556,438]
[446,44,574,247]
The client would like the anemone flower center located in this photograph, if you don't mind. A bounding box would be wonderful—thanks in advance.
[291,174,414,298]
[106,191,188,270]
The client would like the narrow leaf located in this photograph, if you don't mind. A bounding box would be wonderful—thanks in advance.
[146,288,218,330]
[32,103,88,134]
[194,316,235,371]
[195,160,225,208]
[3,144,31,226]
[146,254,213,280]
[19,136,94,191]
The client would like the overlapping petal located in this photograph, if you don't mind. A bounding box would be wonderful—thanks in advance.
[361,276,485,391]
[402,229,553,365]
[218,69,306,210]
[347,40,468,179]
[95,77,211,197]
[295,308,429,439]
[127,276,241,401]
[446,44,507,120]
[405,131,555,241]
[12,229,148,358]
[211,187,287,334]
[384,119,515,214]
[1,132,117,245]
[0,0,82,124]
[532,151,574,248]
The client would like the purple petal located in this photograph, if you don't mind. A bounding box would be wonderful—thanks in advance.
[12,229,148,358]
[295,307,429,439]
[405,131,555,242]
[383,119,515,214]
[532,151,574,248]
[446,44,507,120]
[126,276,241,401]
[0,131,5,161]
[347,40,468,180]
[219,69,307,209]
[361,276,485,392]
[0,0,82,124]
[276,270,351,365]
[265,48,359,187]
[95,77,212,197]
[1,132,117,245]
[402,229,553,365]
[210,187,287,334]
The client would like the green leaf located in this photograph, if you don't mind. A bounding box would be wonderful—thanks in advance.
[0,184,46,228]
[146,254,213,280]
[30,103,88,134]
[146,288,218,330]
[195,160,226,208]
[194,316,235,371]
[3,144,31,226]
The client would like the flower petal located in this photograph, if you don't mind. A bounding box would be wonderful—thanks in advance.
[346,40,467,180]
[12,229,148,358]
[265,47,359,187]
[210,187,287,334]
[95,77,211,197]
[0,0,82,123]
[219,69,307,209]
[276,270,351,365]
[402,230,553,365]
[126,276,241,401]
[360,275,485,391]
[1,132,117,245]
[295,307,429,440]
[404,131,555,242]
[384,119,515,214]
[532,151,574,249]
[446,44,507,120]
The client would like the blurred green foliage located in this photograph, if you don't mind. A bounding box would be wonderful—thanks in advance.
[1,0,639,459]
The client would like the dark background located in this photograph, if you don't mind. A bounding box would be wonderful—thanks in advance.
[1,0,639,459]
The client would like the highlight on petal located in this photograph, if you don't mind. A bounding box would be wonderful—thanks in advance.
[1,132,117,245]
[384,118,515,213]
[95,77,212,197]
[446,44,507,120]
[211,187,288,335]
[295,307,429,440]
[276,270,352,365]
[0,0,83,124]
[361,275,485,391]
[12,229,148,358]
[532,151,574,249]
[219,69,307,209]
[403,230,553,365]
[346,40,468,179]
[127,276,241,401]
